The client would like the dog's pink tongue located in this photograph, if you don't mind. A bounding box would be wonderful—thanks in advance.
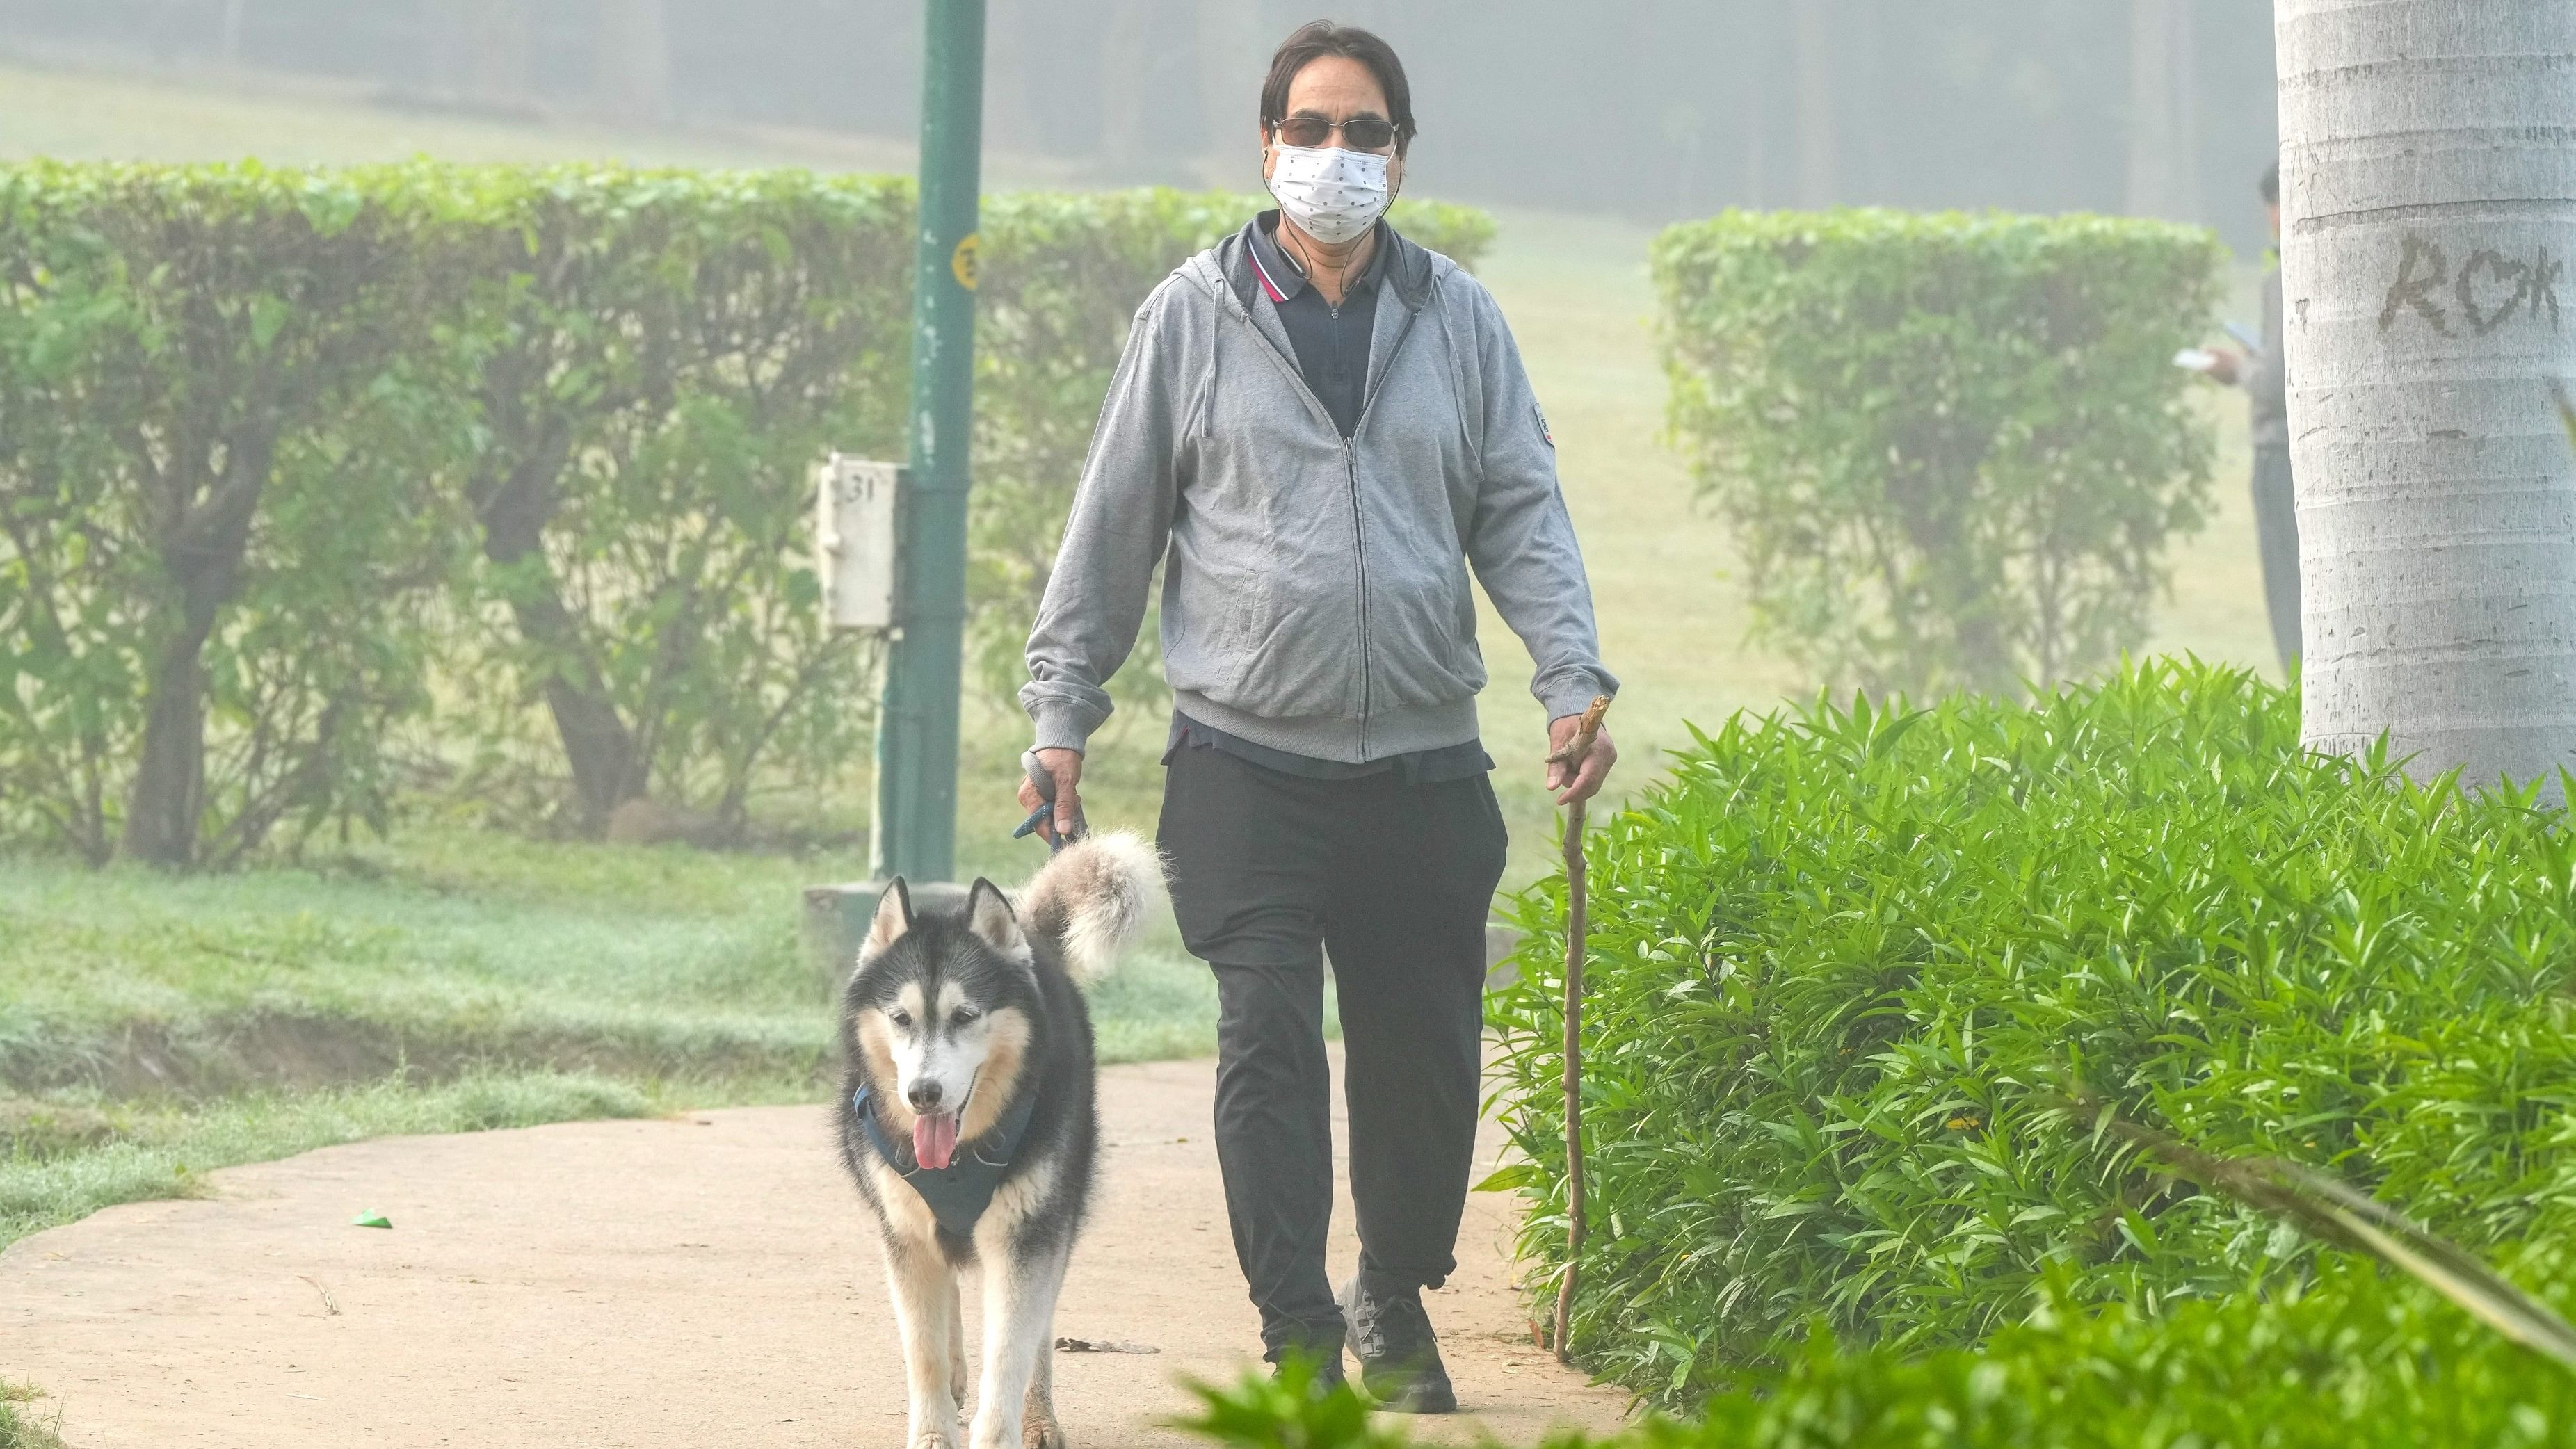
[915,1112,960,1170]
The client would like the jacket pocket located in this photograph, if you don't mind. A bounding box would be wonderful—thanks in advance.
[1346,350,1486,713]
[1161,501,1367,720]
[1362,553,1487,711]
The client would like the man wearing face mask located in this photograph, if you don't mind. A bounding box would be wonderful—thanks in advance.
[1019,19,1616,1410]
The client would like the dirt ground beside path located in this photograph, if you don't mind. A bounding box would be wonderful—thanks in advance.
[1,1055,1631,1448]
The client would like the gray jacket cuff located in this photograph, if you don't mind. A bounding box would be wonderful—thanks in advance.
[1029,705,1093,756]
[1538,673,1618,724]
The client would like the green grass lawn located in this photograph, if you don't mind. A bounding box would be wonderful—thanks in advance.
[0,826,1216,1251]
[0,58,2286,1282]
[0,1379,61,1449]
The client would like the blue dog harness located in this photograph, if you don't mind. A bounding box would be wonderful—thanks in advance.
[853,1083,1042,1238]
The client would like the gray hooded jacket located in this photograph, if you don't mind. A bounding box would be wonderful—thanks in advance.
[1021,218,1616,763]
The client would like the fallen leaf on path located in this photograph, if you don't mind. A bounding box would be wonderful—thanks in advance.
[1054,1337,1159,1354]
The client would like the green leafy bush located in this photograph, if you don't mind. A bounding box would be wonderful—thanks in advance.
[1656,210,2223,695]
[1663,1268,2576,1449]
[0,164,1496,859]
[0,162,481,866]
[1177,1356,1403,1449]
[1177,1265,2576,1449]
[0,161,901,857]
[1488,661,2576,1399]
[434,166,914,836]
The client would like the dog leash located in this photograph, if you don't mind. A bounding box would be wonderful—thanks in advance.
[1012,748,1086,855]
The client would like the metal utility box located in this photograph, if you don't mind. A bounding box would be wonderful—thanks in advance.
[816,455,903,631]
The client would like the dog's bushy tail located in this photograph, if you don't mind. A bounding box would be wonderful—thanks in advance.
[1018,832,1166,985]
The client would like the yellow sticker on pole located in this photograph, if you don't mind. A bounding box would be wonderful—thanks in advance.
[950,233,981,291]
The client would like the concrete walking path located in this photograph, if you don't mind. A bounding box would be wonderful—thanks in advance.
[1,1055,1629,1447]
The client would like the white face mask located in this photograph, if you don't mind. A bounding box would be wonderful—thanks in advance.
[1267,144,1392,245]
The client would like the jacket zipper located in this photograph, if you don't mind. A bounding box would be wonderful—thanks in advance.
[1344,437,1370,754]
[1215,254,1427,758]
[1347,303,1420,759]
[1330,298,1373,750]
[1353,293,1421,433]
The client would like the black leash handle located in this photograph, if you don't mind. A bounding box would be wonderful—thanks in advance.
[1013,749,1086,854]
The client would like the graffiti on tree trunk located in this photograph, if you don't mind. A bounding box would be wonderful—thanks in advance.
[2378,234,2565,337]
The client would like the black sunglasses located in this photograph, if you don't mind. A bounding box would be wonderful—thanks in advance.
[1271,115,1397,152]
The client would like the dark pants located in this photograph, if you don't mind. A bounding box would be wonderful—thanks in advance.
[1157,744,1507,1360]
[2253,443,2302,673]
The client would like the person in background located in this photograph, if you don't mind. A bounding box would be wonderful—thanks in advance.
[1017,19,1617,1411]
[2205,160,2297,674]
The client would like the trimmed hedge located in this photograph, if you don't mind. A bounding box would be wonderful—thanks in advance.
[436,168,915,837]
[0,163,1492,863]
[1488,661,2576,1400]
[0,162,482,867]
[1657,210,2223,696]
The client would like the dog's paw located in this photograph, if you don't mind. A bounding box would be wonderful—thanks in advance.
[1022,1412,1067,1449]
[913,1432,958,1449]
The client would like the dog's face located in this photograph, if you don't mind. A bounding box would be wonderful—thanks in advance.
[845,879,1038,1168]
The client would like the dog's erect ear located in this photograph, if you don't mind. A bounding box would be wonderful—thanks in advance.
[966,878,1027,958]
[865,878,915,957]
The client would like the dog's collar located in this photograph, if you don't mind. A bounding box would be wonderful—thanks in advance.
[851,1083,1042,1238]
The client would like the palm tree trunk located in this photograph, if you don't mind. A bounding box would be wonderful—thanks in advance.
[2279,1,2576,795]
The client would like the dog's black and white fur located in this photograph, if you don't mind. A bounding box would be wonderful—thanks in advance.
[837,834,1162,1449]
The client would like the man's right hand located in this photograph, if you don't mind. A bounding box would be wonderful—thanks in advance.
[2203,346,2245,386]
[1018,748,1085,843]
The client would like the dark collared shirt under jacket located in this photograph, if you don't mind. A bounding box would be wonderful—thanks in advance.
[1247,213,1383,440]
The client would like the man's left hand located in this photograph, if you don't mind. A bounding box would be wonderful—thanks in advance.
[1545,714,1616,807]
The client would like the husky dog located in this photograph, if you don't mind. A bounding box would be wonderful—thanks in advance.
[837,834,1163,1449]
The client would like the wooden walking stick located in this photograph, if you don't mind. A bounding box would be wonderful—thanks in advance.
[1547,694,1611,1363]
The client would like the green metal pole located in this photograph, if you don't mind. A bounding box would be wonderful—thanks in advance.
[874,0,986,884]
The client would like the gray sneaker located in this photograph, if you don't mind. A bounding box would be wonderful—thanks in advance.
[1339,1277,1457,1414]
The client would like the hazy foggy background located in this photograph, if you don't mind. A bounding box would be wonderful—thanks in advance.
[0,1,2282,253]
